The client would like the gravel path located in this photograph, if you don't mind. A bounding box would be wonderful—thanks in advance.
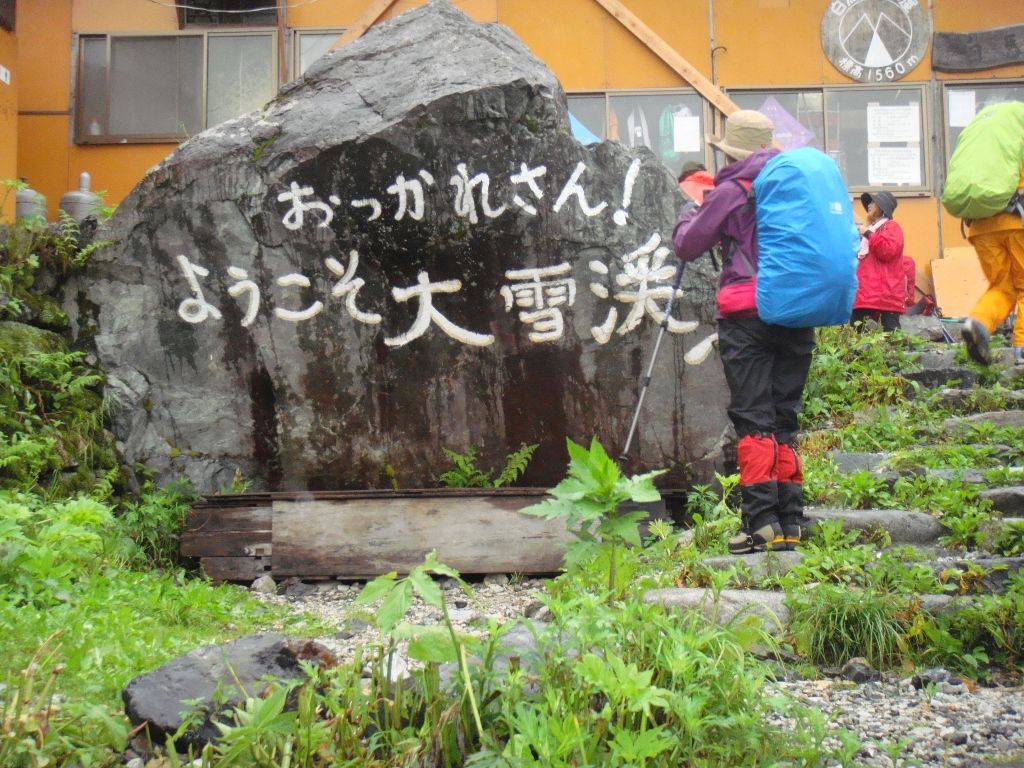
[256,577,1024,767]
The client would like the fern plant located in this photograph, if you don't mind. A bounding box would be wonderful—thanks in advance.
[437,443,538,488]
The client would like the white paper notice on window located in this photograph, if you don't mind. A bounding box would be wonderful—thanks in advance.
[868,146,921,186]
[673,114,701,153]
[866,104,920,144]
[949,90,976,128]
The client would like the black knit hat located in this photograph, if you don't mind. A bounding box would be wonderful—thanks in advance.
[860,190,897,218]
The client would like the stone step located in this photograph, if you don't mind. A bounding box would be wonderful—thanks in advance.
[934,387,1024,411]
[826,450,1023,490]
[944,410,1024,437]
[696,550,1024,595]
[643,588,975,637]
[903,367,977,390]
[977,486,1024,516]
[805,506,944,545]
[910,345,1019,371]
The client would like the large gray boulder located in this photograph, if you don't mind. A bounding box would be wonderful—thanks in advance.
[65,0,727,493]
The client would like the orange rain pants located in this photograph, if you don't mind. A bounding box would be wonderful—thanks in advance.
[969,212,1024,348]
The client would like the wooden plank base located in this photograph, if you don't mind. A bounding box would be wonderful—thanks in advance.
[272,494,569,577]
[181,490,669,582]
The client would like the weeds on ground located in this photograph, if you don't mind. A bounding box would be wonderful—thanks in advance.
[522,437,664,597]
[437,443,538,488]
[802,325,922,430]
[787,582,912,668]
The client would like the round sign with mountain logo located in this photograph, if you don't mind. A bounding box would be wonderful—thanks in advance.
[821,0,930,83]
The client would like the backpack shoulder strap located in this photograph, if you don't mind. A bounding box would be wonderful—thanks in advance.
[726,178,757,276]
[734,178,755,201]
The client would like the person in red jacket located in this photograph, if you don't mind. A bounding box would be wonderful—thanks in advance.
[851,190,906,331]
[678,161,716,206]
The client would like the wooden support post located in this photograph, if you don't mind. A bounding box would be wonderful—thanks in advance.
[590,0,740,118]
[331,0,401,49]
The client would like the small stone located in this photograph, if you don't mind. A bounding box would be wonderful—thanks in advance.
[250,574,276,594]
[447,608,475,624]
[484,573,510,587]
[911,667,963,689]
[283,579,317,598]
[840,657,881,684]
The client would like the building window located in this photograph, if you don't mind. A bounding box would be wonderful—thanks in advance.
[568,90,705,177]
[294,29,344,76]
[729,85,929,192]
[943,82,1024,159]
[76,32,276,144]
[178,0,276,27]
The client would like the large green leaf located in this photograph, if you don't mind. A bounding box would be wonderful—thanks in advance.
[408,567,442,610]
[376,580,412,634]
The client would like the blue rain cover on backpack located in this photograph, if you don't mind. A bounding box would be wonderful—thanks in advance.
[753,147,860,328]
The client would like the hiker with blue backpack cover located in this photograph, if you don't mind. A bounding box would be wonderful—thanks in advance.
[672,110,859,555]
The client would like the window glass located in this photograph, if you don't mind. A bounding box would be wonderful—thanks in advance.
[608,93,703,177]
[207,34,274,126]
[77,32,273,142]
[297,31,342,75]
[945,83,1024,157]
[567,94,606,142]
[109,36,203,137]
[181,0,276,26]
[78,37,108,138]
[729,91,825,151]
[0,0,14,32]
[826,86,926,189]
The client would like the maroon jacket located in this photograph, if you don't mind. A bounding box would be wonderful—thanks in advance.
[853,218,906,313]
[672,149,780,318]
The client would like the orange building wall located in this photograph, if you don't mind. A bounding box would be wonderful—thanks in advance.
[17,0,179,220]
[12,0,1024,285]
[0,27,16,221]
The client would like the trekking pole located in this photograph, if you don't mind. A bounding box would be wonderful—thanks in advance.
[619,260,687,464]
[933,305,956,344]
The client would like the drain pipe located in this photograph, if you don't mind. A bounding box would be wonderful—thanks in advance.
[709,0,718,85]
[278,0,288,86]
[708,0,728,153]
[928,0,946,267]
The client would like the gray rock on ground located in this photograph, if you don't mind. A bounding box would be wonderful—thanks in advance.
[122,634,335,751]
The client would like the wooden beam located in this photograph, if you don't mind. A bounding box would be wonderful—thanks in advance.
[331,0,401,50]
[590,0,739,118]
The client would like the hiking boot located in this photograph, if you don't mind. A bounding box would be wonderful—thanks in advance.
[728,521,785,554]
[962,318,992,366]
[779,519,803,550]
[1015,347,1024,366]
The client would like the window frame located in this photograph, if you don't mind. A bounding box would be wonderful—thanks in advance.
[726,83,932,196]
[74,28,278,145]
[292,27,345,78]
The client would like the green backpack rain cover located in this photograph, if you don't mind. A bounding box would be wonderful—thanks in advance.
[941,101,1024,220]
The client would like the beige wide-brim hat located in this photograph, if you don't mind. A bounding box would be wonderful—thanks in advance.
[707,109,775,160]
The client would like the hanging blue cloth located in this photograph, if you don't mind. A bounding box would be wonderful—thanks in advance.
[569,112,601,145]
